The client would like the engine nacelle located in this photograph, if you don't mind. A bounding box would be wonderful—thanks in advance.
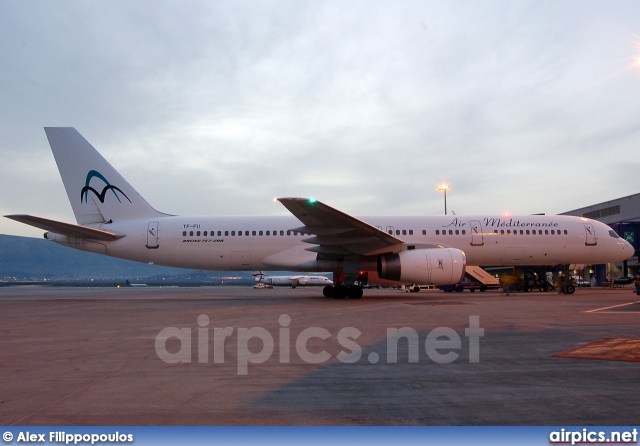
[377,248,466,285]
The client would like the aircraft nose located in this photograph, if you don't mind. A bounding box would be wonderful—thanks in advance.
[621,238,635,255]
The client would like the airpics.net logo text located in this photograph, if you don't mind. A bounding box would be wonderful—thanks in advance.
[155,315,484,375]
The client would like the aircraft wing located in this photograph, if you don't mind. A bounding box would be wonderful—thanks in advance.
[5,214,123,241]
[277,198,404,257]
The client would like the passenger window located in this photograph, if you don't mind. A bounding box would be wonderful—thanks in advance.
[252,231,256,236]
[189,231,194,236]
[280,230,284,236]
[436,230,440,235]
[526,230,530,235]
[196,231,201,236]
[494,230,498,235]
[245,231,249,236]
[231,231,235,236]
[238,231,242,236]
[409,230,413,235]
[422,230,426,235]
[462,230,466,235]
[449,230,453,235]
[217,231,222,236]
[182,231,187,237]
[259,231,263,236]
[456,230,460,235]
[396,230,400,235]
[563,230,568,235]
[402,230,406,235]
[500,230,504,235]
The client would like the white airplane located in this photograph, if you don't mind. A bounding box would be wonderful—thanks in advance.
[5,128,634,299]
[252,271,333,288]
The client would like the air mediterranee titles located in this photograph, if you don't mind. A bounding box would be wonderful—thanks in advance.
[443,217,559,229]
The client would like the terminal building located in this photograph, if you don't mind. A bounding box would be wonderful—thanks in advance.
[561,192,640,283]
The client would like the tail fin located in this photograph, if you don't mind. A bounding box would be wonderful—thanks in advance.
[45,128,167,225]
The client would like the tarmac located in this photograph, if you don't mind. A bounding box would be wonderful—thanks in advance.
[1,285,639,426]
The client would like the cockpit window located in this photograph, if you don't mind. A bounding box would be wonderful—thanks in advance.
[608,230,620,239]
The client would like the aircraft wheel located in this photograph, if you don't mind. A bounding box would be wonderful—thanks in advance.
[323,286,334,298]
[333,285,347,299]
[566,285,576,295]
[347,285,363,299]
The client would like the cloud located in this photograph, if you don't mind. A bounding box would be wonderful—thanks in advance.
[1,0,639,236]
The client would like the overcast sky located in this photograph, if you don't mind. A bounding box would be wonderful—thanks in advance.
[2,1,640,238]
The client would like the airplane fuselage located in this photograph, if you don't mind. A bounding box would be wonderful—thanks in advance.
[46,213,631,279]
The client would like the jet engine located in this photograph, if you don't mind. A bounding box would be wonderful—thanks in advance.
[377,248,466,285]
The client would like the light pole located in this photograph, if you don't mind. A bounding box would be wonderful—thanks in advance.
[436,184,449,215]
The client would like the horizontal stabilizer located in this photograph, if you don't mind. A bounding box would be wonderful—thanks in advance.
[5,214,123,241]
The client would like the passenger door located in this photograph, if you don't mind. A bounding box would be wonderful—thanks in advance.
[584,223,597,246]
[470,220,484,246]
[146,222,159,249]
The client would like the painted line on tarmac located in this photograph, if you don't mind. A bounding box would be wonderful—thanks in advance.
[585,300,640,313]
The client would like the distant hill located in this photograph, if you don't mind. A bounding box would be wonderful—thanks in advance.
[0,234,324,286]
[0,234,212,282]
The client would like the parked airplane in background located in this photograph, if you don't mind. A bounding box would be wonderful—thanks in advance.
[252,271,333,288]
[5,128,635,299]
[125,279,148,287]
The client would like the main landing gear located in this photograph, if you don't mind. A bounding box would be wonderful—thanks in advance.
[322,285,363,299]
